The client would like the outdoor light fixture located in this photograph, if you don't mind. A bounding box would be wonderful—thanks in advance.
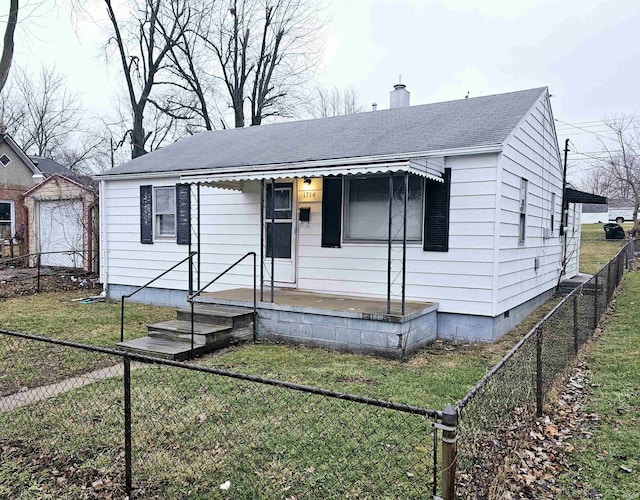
[303,177,312,185]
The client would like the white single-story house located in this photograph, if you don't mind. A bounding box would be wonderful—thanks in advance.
[97,86,593,357]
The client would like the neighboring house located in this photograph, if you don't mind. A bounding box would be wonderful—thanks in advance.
[0,131,98,270]
[97,86,594,356]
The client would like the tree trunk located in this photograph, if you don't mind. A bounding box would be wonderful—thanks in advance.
[0,0,19,92]
[131,109,147,158]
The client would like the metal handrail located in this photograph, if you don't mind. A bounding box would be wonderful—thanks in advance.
[120,251,197,342]
[188,252,257,352]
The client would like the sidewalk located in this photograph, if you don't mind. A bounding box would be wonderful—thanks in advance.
[0,361,145,413]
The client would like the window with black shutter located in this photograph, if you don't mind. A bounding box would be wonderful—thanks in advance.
[423,168,451,252]
[321,176,342,247]
[140,185,153,244]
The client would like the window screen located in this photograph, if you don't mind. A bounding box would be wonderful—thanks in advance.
[345,175,423,241]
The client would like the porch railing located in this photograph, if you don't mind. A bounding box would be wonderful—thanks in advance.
[188,252,257,353]
[119,252,197,342]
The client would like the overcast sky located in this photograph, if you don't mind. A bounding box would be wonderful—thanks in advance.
[8,0,640,182]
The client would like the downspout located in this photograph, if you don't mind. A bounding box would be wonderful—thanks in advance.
[260,179,264,301]
[558,139,570,286]
[99,180,109,295]
[87,202,93,272]
[387,173,393,314]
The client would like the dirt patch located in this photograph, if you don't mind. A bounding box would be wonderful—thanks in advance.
[0,267,100,299]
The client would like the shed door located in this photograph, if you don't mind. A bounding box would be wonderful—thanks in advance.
[39,200,83,268]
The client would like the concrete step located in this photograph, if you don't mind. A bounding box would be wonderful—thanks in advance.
[116,336,211,361]
[176,304,254,327]
[147,319,230,337]
[148,328,233,347]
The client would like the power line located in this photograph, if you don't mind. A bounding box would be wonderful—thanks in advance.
[554,119,617,140]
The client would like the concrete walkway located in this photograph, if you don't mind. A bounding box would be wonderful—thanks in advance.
[0,362,145,414]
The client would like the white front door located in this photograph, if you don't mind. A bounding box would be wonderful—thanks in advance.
[265,181,296,285]
[38,200,83,268]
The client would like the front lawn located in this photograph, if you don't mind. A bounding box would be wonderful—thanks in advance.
[0,291,174,396]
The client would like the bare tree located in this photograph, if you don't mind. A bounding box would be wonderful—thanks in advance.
[578,115,640,231]
[13,66,82,156]
[101,0,191,158]
[0,0,18,93]
[195,0,323,128]
[305,84,365,118]
[0,65,108,173]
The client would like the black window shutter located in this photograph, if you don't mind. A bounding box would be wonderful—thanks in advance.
[423,168,451,252]
[176,183,191,245]
[140,185,153,244]
[321,176,342,248]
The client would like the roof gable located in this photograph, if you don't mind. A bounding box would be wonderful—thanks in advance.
[103,87,548,178]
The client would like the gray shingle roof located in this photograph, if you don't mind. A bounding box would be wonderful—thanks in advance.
[30,156,70,175]
[105,87,547,177]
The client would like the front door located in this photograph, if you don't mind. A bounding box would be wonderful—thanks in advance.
[265,181,296,285]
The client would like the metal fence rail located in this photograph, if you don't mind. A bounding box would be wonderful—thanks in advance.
[455,240,633,497]
[0,330,442,499]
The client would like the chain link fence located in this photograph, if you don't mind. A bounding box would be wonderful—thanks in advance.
[2,241,634,499]
[0,330,442,499]
[0,250,99,298]
[455,239,634,497]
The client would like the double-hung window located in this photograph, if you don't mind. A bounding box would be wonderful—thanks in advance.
[344,174,423,241]
[154,186,176,238]
[519,178,528,245]
[140,184,190,244]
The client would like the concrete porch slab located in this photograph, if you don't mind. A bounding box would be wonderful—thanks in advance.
[195,288,439,359]
[197,288,437,323]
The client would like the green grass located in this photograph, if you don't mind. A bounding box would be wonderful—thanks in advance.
[0,279,562,497]
[0,224,632,497]
[0,291,174,395]
[579,223,630,274]
[558,271,640,499]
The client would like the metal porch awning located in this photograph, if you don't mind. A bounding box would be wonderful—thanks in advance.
[565,188,607,205]
[179,157,445,189]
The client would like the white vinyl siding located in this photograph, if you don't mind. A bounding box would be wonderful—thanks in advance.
[102,155,498,316]
[296,154,498,316]
[495,92,564,315]
[102,178,260,293]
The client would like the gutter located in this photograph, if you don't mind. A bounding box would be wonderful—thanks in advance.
[93,144,503,181]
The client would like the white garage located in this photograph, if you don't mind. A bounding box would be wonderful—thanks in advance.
[38,199,83,268]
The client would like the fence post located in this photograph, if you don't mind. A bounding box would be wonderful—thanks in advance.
[37,254,41,292]
[573,294,579,355]
[593,274,599,330]
[440,404,458,500]
[607,263,612,302]
[124,355,133,496]
[536,326,543,417]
